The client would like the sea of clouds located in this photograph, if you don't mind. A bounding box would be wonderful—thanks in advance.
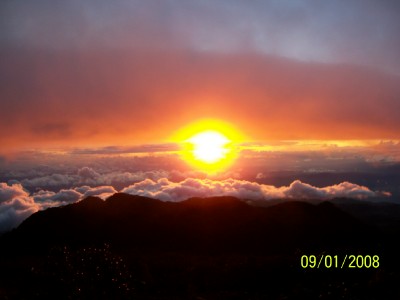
[0,173,390,233]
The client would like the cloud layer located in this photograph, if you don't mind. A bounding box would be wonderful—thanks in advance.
[0,177,389,233]
[0,183,116,233]
[16,167,169,190]
[0,183,39,233]
[2,0,400,71]
[121,178,389,202]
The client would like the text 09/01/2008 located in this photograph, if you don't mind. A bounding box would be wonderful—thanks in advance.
[300,255,380,269]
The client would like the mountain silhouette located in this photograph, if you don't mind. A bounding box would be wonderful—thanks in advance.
[0,194,397,299]
[2,194,371,255]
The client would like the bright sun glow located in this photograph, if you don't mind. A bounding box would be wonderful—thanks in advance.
[171,119,244,172]
[188,131,230,164]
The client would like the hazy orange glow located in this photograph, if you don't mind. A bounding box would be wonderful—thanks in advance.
[1,49,400,153]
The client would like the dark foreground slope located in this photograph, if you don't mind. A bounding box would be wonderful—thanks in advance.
[0,194,399,299]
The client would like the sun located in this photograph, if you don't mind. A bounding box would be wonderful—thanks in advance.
[188,130,230,164]
[171,119,243,172]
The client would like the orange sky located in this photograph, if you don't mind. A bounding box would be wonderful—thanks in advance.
[2,50,400,152]
[1,1,400,152]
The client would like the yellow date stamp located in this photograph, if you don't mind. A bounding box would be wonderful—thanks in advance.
[300,255,380,269]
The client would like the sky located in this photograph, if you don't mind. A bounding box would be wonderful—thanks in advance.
[1,0,400,232]
[1,0,400,149]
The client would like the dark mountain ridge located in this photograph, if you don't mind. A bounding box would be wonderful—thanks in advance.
[2,193,377,255]
[1,193,398,299]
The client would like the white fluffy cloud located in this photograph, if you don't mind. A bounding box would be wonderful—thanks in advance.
[17,168,170,189]
[121,178,390,202]
[75,167,170,186]
[0,177,390,233]
[20,174,77,188]
[0,182,31,203]
[0,183,117,232]
[0,183,40,232]
[79,185,117,199]
[32,189,82,206]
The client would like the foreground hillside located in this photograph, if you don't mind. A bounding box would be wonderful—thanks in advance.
[0,194,399,299]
